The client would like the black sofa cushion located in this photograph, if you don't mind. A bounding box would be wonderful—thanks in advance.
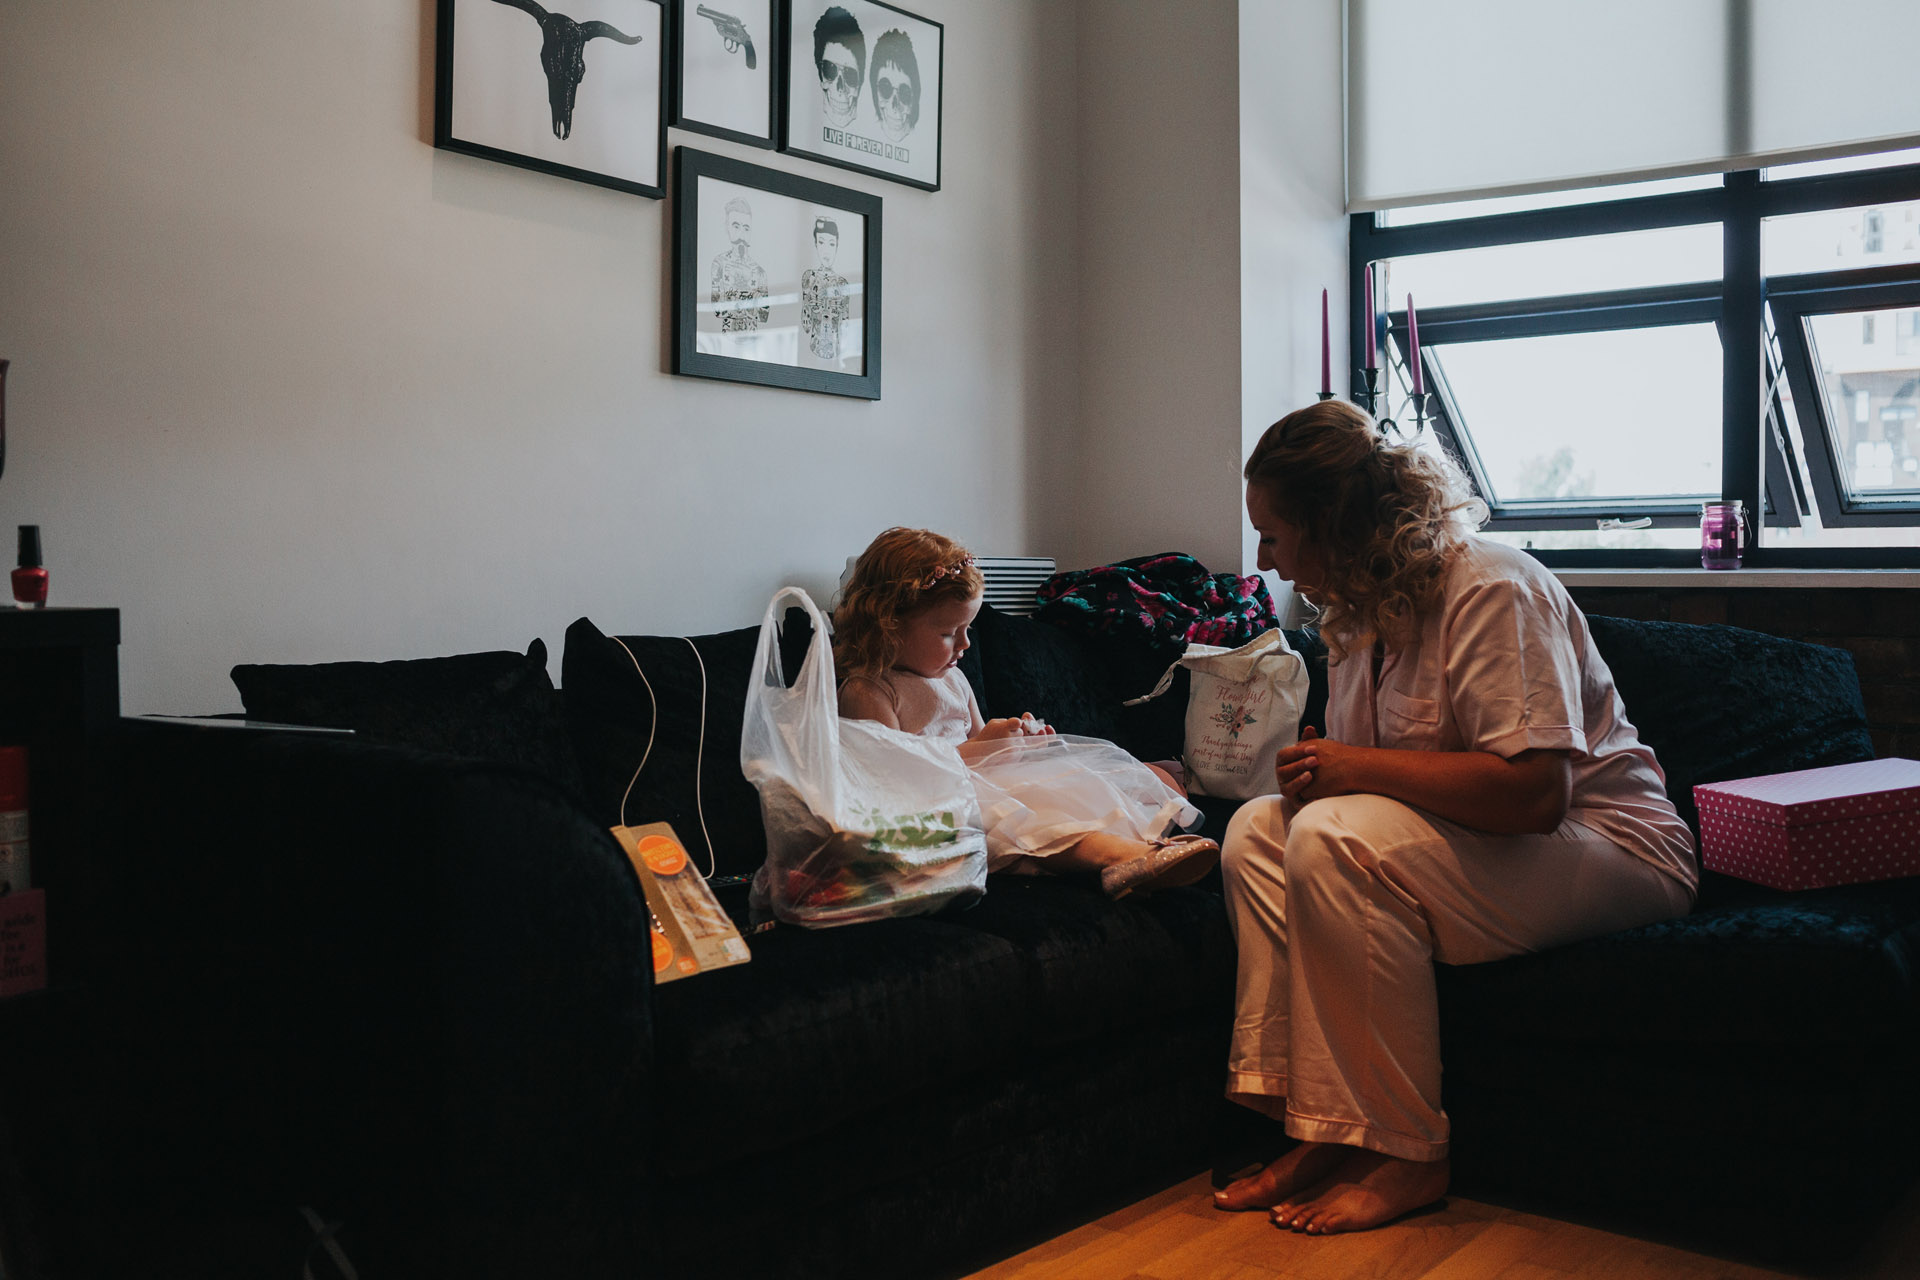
[647,875,1234,1177]
[562,613,816,880]
[1440,878,1920,1050]
[230,641,584,795]
[964,604,1121,742]
[1436,876,1920,1253]
[1585,614,1875,839]
[563,616,762,880]
[953,874,1236,1050]
[649,912,1026,1170]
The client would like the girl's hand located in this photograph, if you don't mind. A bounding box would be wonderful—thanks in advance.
[974,717,1020,741]
[974,713,1056,742]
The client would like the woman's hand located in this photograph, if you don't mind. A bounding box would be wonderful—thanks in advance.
[1274,725,1322,800]
[1275,725,1367,803]
[1274,726,1574,835]
[1287,726,1379,802]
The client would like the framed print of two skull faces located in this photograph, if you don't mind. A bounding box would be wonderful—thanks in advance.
[781,0,942,191]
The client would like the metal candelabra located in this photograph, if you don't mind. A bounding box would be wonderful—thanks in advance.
[1354,367,1432,441]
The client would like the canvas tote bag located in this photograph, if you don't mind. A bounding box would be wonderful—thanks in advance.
[1125,628,1309,800]
[742,587,987,927]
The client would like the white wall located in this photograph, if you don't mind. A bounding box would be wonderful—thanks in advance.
[1063,0,1246,575]
[0,0,1078,713]
[0,0,1344,714]
[1064,0,1347,600]
[1238,1,1349,621]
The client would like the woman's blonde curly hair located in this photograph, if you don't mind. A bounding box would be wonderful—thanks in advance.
[833,527,985,680]
[1244,400,1483,661]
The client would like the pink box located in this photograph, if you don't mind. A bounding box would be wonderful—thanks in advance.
[1695,758,1920,891]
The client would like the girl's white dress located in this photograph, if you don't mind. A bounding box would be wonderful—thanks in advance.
[842,667,1199,871]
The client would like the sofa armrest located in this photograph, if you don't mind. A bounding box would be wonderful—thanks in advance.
[88,723,655,1276]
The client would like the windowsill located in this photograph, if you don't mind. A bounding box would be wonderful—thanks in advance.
[1555,568,1920,589]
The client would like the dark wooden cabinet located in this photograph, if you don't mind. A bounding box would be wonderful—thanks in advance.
[0,608,119,981]
[0,610,119,1277]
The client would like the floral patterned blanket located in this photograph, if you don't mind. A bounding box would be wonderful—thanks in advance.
[1034,552,1278,652]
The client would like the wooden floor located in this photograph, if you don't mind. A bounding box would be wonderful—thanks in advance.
[962,1173,1920,1280]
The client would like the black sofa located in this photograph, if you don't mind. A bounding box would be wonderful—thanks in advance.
[7,604,1917,1278]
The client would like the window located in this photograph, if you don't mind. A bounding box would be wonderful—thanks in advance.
[1763,200,1920,273]
[1428,326,1722,505]
[1352,152,1920,565]
[1386,224,1720,307]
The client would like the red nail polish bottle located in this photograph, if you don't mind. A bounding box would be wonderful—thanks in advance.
[12,526,47,609]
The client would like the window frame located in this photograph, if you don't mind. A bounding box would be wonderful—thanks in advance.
[1768,267,1920,526]
[1394,289,1730,532]
[1350,160,1920,567]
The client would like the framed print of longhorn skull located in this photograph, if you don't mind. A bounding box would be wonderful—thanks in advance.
[779,0,942,192]
[435,0,668,197]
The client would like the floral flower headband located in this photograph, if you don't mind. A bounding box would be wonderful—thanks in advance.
[918,555,977,590]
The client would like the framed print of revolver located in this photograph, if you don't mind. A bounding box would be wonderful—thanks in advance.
[672,0,777,147]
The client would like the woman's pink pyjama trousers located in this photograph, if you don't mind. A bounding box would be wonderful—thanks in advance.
[1222,793,1691,1161]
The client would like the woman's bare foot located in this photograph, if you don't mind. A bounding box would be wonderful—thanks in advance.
[1269,1149,1449,1234]
[1212,1141,1347,1212]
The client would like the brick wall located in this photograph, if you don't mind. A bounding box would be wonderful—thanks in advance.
[1568,586,1920,759]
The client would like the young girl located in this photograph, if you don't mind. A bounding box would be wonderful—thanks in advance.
[835,527,1218,898]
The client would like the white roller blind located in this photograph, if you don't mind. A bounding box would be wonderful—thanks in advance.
[1347,0,1920,212]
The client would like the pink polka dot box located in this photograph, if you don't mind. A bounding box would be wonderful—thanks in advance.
[1695,758,1920,891]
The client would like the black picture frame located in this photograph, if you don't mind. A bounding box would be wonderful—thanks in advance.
[435,0,668,198]
[779,0,943,192]
[670,0,778,148]
[673,147,882,399]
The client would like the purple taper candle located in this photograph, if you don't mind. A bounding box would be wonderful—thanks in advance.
[1320,289,1331,394]
[1363,266,1377,369]
[1407,294,1422,394]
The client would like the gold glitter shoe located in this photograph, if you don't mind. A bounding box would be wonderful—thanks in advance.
[1100,835,1220,900]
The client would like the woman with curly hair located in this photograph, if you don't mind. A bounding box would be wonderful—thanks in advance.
[1214,400,1696,1234]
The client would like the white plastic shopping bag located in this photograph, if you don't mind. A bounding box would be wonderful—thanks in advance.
[742,587,987,927]
[1125,628,1309,800]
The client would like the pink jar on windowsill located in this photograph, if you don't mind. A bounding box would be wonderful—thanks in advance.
[1700,500,1749,570]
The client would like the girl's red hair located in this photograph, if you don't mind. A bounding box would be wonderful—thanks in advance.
[834,527,984,679]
